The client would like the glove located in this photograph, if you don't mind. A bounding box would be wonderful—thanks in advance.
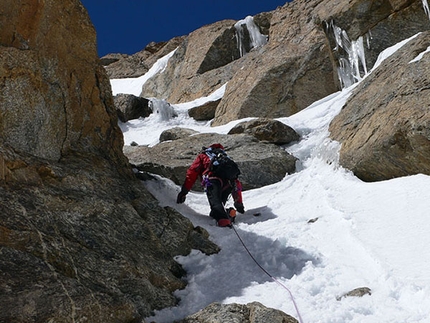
[234,202,245,214]
[176,187,188,204]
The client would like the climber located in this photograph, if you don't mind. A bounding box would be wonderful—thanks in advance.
[176,143,245,227]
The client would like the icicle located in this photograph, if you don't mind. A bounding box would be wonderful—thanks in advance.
[234,16,268,57]
[351,36,368,81]
[330,21,351,52]
[422,0,430,19]
[149,98,177,121]
[337,58,354,88]
[235,21,246,57]
[365,30,373,49]
[328,21,369,88]
[246,17,268,49]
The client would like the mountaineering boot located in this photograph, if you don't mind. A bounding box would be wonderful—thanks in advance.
[217,218,232,227]
[226,207,237,223]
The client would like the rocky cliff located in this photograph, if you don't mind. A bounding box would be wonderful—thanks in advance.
[111,0,430,182]
[112,0,429,127]
[0,1,217,322]
[329,31,430,181]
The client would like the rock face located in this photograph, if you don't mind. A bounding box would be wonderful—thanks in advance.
[102,36,186,79]
[141,19,243,103]
[0,158,217,322]
[178,302,299,323]
[0,0,125,166]
[140,5,337,125]
[319,0,430,79]
[124,132,297,191]
[136,0,430,129]
[0,1,216,322]
[213,1,337,126]
[329,31,430,181]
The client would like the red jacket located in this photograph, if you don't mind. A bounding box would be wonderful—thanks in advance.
[183,152,243,204]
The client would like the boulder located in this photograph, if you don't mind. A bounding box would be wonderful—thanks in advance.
[188,99,221,121]
[178,302,299,323]
[329,32,430,181]
[159,127,199,142]
[114,93,151,122]
[337,287,372,301]
[123,132,297,190]
[228,118,300,145]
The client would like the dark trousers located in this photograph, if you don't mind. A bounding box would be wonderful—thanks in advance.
[206,178,232,221]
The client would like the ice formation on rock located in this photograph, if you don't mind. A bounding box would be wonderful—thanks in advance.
[235,16,268,57]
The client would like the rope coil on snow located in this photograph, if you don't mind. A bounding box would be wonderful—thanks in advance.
[232,225,305,323]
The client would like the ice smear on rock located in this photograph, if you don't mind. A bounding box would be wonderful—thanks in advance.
[326,21,368,88]
[235,16,268,57]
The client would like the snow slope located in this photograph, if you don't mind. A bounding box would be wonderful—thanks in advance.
[112,35,430,323]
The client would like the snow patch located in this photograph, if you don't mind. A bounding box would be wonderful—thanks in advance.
[110,48,177,96]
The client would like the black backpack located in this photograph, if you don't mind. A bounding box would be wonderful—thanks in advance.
[205,147,241,180]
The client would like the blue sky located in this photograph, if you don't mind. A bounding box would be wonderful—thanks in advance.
[80,0,287,57]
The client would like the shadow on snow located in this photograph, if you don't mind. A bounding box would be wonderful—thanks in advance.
[155,206,318,322]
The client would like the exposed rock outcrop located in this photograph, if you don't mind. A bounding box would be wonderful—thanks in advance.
[178,302,299,323]
[0,156,216,322]
[0,0,125,167]
[213,0,337,126]
[102,36,186,79]
[318,0,430,75]
[188,99,221,121]
[0,1,216,322]
[123,133,297,190]
[138,1,337,124]
[336,287,372,301]
[114,93,151,122]
[141,19,243,103]
[215,0,430,125]
[228,118,300,145]
[329,31,430,181]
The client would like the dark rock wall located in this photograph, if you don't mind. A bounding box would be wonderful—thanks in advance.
[0,1,214,322]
